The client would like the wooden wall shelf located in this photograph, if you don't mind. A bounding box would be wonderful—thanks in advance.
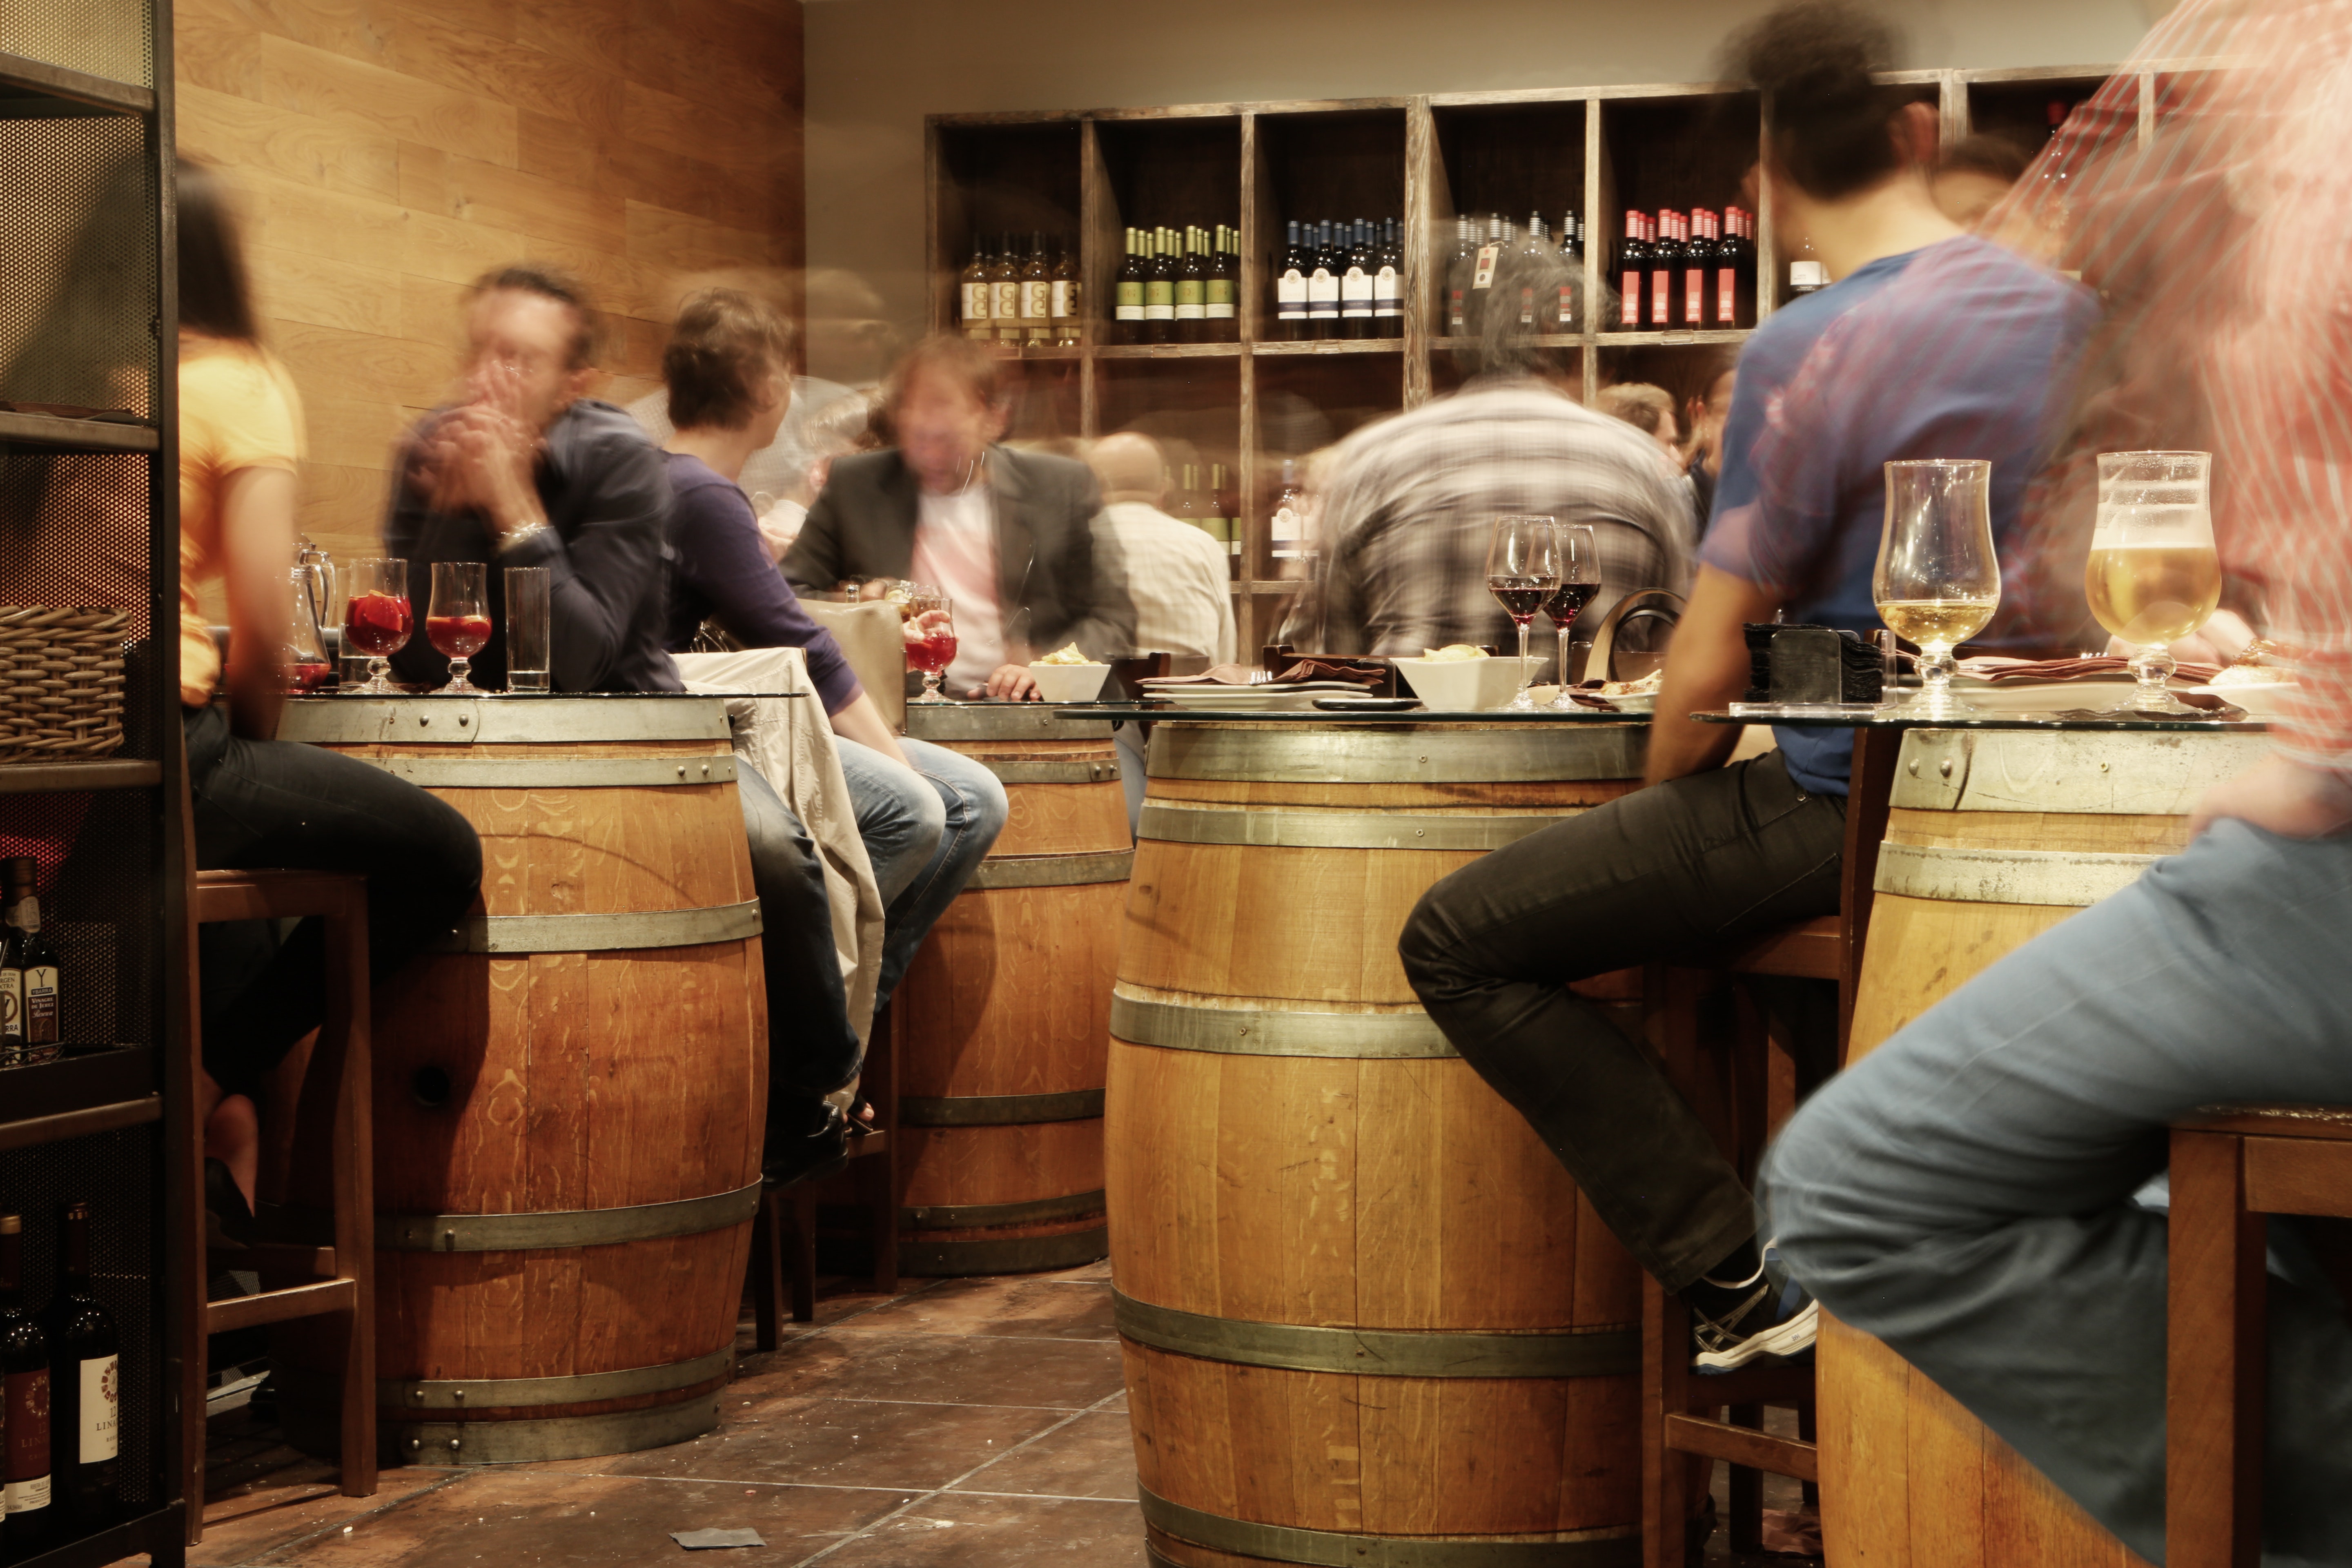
[930,61,2163,652]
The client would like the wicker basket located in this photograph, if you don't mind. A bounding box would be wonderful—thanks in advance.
[0,606,129,764]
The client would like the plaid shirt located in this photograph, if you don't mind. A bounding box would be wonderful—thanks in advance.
[2002,0,2352,775]
[1098,501,1237,663]
[1284,378,1696,657]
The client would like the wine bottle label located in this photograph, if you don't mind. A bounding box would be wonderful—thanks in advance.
[1472,244,1499,290]
[1020,281,1049,321]
[1049,281,1071,318]
[6,1367,48,1501]
[1685,270,1704,325]
[1374,265,1400,308]
[1116,281,1143,321]
[1307,268,1339,308]
[1621,273,1642,327]
[1271,503,1302,557]
[1650,272,1671,326]
[960,282,989,322]
[1717,269,1737,325]
[992,282,1019,321]
[25,967,55,1044]
[1205,279,1234,318]
[1143,281,1174,322]
[1557,283,1577,326]
[1789,259,1829,291]
[1341,267,1372,317]
[1174,280,1204,320]
[78,1356,118,1464]
[0,969,21,1041]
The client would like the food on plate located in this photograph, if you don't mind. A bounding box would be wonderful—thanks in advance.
[2211,663,2293,688]
[1599,670,1664,697]
[1033,644,1098,666]
[1420,644,1489,662]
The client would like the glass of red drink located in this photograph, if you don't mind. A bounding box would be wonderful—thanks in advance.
[343,558,414,694]
[903,591,958,704]
[1544,524,1601,710]
[428,560,492,694]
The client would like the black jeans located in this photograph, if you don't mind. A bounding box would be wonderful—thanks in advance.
[735,760,863,1108]
[1399,750,1845,1292]
[186,704,483,1096]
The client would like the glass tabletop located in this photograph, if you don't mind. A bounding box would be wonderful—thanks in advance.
[1690,706,2267,733]
[1052,702,1648,724]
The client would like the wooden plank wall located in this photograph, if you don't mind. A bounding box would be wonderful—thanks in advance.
[175,0,806,568]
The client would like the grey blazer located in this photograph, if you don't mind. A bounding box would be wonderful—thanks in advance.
[784,445,1136,661]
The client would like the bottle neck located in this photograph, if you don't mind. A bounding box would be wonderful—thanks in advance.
[60,1210,89,1291]
[5,889,36,935]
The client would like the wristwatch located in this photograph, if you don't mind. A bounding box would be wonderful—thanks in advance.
[497,519,552,554]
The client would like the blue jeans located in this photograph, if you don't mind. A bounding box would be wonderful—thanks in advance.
[835,735,1007,1013]
[1762,819,2352,1566]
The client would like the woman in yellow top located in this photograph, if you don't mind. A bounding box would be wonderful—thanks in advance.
[176,159,481,1223]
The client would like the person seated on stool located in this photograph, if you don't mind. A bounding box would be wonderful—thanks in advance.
[381,265,873,1185]
[173,158,482,1230]
[785,334,1136,700]
[1397,0,2100,1375]
[656,287,1007,1024]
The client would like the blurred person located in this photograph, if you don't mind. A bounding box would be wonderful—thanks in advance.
[1763,6,2352,1558]
[386,265,867,1185]
[1597,382,1682,461]
[786,334,1135,699]
[1683,356,1738,528]
[1281,241,1693,657]
[1085,432,1237,666]
[1931,133,2031,228]
[173,158,481,1217]
[1399,0,2099,1387]
[757,391,880,560]
[659,287,1005,1018]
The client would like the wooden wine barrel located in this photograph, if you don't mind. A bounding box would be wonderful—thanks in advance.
[1824,725,2267,1567]
[276,694,766,1464]
[1110,719,1651,1568]
[891,703,1129,1275]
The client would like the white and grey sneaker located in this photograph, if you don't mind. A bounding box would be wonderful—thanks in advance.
[1689,1240,1819,1372]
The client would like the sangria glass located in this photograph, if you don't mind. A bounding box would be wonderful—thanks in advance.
[428,561,491,694]
[904,592,958,704]
[342,558,413,695]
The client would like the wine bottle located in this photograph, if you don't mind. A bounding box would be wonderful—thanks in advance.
[1306,221,1341,339]
[1339,218,1374,340]
[1683,210,1713,329]
[958,237,993,341]
[1276,220,1308,342]
[1206,224,1238,343]
[1552,210,1582,332]
[1050,241,1081,346]
[1269,459,1306,563]
[1648,210,1678,328]
[1143,228,1175,344]
[1788,219,1827,299]
[1515,212,1549,332]
[1172,462,1207,538]
[1,1214,49,1552]
[1020,231,1052,347]
[1114,229,1145,344]
[1617,212,1646,329]
[1468,214,1502,338]
[1444,214,1474,337]
[40,1203,116,1531]
[1203,461,1236,566]
[989,234,1022,345]
[4,862,58,1058]
[1174,226,1207,343]
[1373,218,1402,338]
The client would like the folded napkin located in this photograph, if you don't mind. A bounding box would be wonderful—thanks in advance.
[1141,657,1387,689]
[1958,655,2223,685]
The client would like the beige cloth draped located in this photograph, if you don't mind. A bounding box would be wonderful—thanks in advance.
[671,647,885,1060]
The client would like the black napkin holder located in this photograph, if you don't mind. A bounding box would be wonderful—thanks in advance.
[1743,624,1883,705]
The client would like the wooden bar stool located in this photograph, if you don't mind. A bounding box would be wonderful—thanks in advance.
[2166,1102,2352,1568]
[177,741,376,1535]
[747,1001,900,1344]
[1641,728,1899,1568]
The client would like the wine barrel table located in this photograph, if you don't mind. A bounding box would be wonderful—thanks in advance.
[891,703,1129,1275]
[1824,725,2268,1568]
[1109,717,1651,1568]
[276,694,766,1464]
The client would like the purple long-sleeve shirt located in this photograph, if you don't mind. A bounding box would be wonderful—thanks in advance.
[662,451,864,714]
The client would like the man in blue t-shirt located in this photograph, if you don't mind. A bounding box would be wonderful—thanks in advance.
[1401,34,2097,1376]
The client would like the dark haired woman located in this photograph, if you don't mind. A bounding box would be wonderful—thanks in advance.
[658,289,1006,1142]
[176,157,481,1221]
[1396,0,2100,1425]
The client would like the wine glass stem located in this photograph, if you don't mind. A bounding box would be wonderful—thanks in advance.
[369,655,390,693]
[1920,644,1955,705]
[1517,620,1532,691]
[1556,627,1571,687]
[2135,644,2176,706]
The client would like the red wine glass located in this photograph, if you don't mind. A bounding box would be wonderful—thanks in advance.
[1545,523,1601,710]
[343,558,413,695]
[904,592,957,705]
[1484,515,1561,710]
[428,560,492,694]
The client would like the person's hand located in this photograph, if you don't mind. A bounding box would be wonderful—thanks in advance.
[2105,608,2257,668]
[980,663,1039,701]
[2191,753,2352,840]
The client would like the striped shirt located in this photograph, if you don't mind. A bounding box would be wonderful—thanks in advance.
[1099,501,1238,664]
[1284,377,1696,657]
[2000,0,2352,775]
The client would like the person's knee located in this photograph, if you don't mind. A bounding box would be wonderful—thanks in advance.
[963,769,1009,840]
[1398,879,1474,1003]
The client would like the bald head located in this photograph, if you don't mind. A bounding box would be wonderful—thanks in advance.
[1090,432,1167,506]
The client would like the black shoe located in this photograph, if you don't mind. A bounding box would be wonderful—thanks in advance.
[205,1158,256,1253]
[761,1102,852,1188]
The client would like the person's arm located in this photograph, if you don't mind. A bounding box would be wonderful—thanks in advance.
[497,423,671,692]
[677,479,871,715]
[828,691,910,768]
[1644,565,1782,786]
[217,466,297,739]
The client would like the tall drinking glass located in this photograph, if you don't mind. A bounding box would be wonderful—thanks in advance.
[904,592,957,704]
[1544,523,1601,710]
[504,566,552,693]
[284,567,335,693]
[342,558,413,695]
[428,561,491,694]
[2085,451,2218,715]
[1874,460,1999,716]
[1485,515,1562,711]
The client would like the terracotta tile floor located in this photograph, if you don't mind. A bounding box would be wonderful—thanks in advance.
[149,1257,1807,1567]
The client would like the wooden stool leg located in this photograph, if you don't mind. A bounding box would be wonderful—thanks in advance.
[749,1193,784,1352]
[2169,1129,2265,1568]
[1726,1403,1764,1553]
[324,896,375,1497]
[1798,1401,1819,1510]
[789,1186,819,1323]
[1643,1274,1692,1568]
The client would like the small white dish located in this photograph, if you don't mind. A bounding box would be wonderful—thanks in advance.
[1026,662,1111,703]
[1394,655,1549,711]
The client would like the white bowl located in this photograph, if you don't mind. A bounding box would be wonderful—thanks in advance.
[1027,661,1111,703]
[1393,655,1548,711]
